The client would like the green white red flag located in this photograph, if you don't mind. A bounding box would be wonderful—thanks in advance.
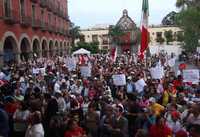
[139,0,149,60]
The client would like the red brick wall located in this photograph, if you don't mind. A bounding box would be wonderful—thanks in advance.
[0,0,70,43]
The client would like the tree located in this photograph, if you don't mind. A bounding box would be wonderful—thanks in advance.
[156,37,165,44]
[162,11,178,26]
[176,0,200,9]
[176,31,184,43]
[164,30,174,44]
[108,25,125,45]
[176,0,200,52]
[69,23,81,46]
[71,41,99,54]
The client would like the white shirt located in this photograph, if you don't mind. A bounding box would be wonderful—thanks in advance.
[57,97,66,112]
[25,123,44,137]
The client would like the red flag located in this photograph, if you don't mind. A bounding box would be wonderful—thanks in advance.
[79,55,85,65]
[139,0,149,60]
[110,48,117,62]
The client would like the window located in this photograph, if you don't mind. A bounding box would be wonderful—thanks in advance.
[92,35,98,43]
[48,13,51,26]
[102,34,109,44]
[20,0,25,17]
[156,32,162,38]
[32,4,36,23]
[41,9,44,26]
[4,0,11,17]
[54,17,56,26]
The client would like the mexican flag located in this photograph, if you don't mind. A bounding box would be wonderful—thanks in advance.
[139,0,149,60]
[110,47,117,62]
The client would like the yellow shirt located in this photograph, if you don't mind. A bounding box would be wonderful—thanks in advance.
[150,103,165,116]
[162,91,169,106]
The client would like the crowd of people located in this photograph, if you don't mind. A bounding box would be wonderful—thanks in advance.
[0,52,200,137]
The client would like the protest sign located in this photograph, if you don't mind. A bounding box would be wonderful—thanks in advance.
[80,66,91,77]
[135,79,146,93]
[168,58,176,67]
[40,68,46,76]
[66,57,76,71]
[183,69,199,84]
[150,66,164,79]
[32,68,40,74]
[112,74,126,86]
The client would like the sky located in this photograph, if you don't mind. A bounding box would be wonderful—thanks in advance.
[68,0,178,29]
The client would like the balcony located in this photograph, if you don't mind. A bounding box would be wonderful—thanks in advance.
[47,0,53,11]
[48,25,53,33]
[21,15,31,27]
[32,19,41,29]
[40,0,47,8]
[30,0,37,3]
[41,22,48,31]
[3,8,18,24]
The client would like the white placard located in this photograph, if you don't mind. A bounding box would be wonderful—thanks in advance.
[135,79,146,93]
[66,57,76,71]
[80,66,91,77]
[168,58,176,67]
[183,69,199,84]
[150,66,164,79]
[112,74,126,86]
[40,68,46,75]
[32,68,40,74]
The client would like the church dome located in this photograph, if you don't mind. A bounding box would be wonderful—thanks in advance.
[116,9,137,31]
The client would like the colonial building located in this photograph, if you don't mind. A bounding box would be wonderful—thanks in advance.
[77,10,183,54]
[76,24,110,50]
[114,9,140,54]
[149,25,183,45]
[0,0,71,64]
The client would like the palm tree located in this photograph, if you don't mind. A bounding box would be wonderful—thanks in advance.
[69,22,81,46]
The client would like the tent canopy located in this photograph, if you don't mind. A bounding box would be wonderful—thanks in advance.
[72,48,91,56]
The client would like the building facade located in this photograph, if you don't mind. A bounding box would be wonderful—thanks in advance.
[78,25,183,51]
[77,25,110,50]
[149,26,183,45]
[0,0,71,64]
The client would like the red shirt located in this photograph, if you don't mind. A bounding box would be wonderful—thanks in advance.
[149,124,172,137]
[64,127,84,137]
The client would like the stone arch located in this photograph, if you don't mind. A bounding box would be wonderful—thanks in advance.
[63,41,67,54]
[20,37,31,61]
[19,34,32,52]
[32,38,40,58]
[59,41,63,56]
[2,35,18,63]
[49,40,54,57]
[41,39,48,57]
[54,40,59,56]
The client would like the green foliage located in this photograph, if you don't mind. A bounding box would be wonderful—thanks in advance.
[156,37,165,44]
[108,25,125,44]
[176,32,184,42]
[176,4,200,52]
[164,30,174,44]
[69,23,81,46]
[71,42,99,54]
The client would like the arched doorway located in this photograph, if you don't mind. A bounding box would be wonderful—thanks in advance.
[55,41,59,56]
[64,42,67,54]
[60,41,63,56]
[32,39,40,58]
[3,36,18,63]
[49,40,54,57]
[20,38,31,62]
[41,40,48,57]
